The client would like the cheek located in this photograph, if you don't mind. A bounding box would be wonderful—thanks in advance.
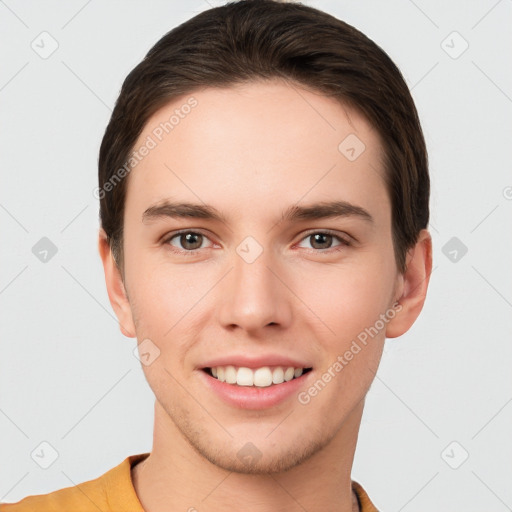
[295,257,396,339]
[127,256,215,369]
[125,250,187,335]
[299,264,393,405]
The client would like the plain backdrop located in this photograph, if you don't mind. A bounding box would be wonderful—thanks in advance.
[1,1,511,510]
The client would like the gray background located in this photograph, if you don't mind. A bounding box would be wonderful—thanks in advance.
[1,0,511,510]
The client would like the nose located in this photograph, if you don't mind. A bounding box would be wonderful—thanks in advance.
[217,247,293,334]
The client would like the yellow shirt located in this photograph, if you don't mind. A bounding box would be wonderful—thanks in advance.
[0,452,379,511]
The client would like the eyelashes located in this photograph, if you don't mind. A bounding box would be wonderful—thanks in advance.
[162,229,353,256]
[296,230,352,251]
[163,231,210,253]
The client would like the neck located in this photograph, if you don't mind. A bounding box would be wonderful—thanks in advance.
[132,400,364,512]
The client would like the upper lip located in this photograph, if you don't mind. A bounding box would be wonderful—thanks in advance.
[199,354,313,370]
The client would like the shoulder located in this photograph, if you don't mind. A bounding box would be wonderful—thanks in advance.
[0,453,149,512]
[352,480,380,512]
[0,480,105,512]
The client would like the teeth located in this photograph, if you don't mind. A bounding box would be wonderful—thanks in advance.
[209,365,308,387]
[284,367,295,381]
[225,365,237,384]
[237,367,254,386]
[253,367,272,387]
[272,367,284,384]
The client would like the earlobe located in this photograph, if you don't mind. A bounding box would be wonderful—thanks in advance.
[385,229,433,339]
[98,228,136,338]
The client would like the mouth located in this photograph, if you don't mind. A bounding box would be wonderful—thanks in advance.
[202,365,313,387]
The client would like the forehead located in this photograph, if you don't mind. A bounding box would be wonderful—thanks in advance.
[124,80,389,226]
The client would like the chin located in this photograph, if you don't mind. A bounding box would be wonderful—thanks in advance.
[186,427,331,475]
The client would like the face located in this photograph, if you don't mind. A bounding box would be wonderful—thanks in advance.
[119,79,404,474]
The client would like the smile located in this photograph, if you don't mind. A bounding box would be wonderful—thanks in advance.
[204,365,313,387]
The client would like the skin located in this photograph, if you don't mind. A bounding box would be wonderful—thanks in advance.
[99,79,432,512]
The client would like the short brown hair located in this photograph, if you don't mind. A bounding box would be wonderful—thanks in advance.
[98,0,429,274]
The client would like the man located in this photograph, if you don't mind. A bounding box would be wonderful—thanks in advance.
[1,1,431,510]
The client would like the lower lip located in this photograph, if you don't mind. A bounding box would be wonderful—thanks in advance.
[199,369,312,410]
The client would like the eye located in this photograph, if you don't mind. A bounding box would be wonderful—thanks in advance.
[162,229,351,255]
[164,231,213,253]
[297,231,351,251]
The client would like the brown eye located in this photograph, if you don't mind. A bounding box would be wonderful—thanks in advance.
[180,232,203,250]
[297,231,351,252]
[167,231,207,251]
[309,233,333,250]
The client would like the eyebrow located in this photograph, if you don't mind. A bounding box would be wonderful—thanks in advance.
[142,199,374,225]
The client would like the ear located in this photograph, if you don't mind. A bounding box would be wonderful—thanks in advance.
[98,228,136,338]
[386,229,432,338]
